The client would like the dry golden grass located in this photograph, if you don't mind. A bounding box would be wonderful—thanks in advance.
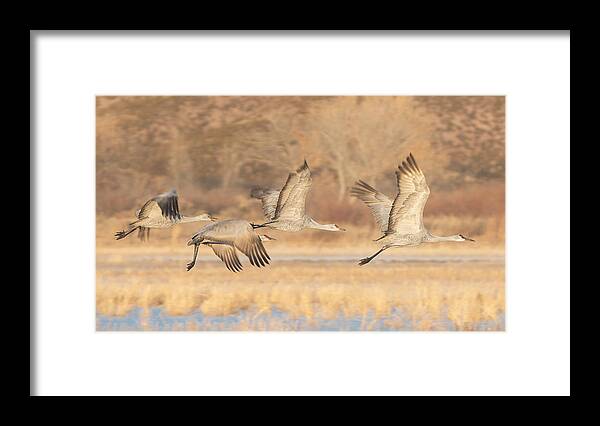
[96,243,504,331]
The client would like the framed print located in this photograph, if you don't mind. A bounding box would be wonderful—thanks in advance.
[32,30,570,396]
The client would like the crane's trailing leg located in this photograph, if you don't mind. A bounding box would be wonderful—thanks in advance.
[115,226,140,240]
[358,246,391,266]
[186,243,200,271]
[251,221,276,229]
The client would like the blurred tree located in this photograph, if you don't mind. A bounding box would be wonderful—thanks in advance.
[413,96,505,188]
[96,96,504,217]
[302,97,433,200]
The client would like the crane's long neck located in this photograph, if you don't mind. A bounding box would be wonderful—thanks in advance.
[306,217,338,231]
[425,233,462,243]
[179,215,207,224]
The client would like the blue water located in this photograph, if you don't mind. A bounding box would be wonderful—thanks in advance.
[96,306,505,331]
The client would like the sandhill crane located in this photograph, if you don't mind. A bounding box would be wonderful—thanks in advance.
[351,153,475,265]
[250,160,345,232]
[114,189,216,241]
[186,219,272,273]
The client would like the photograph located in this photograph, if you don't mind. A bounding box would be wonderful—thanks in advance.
[96,95,505,331]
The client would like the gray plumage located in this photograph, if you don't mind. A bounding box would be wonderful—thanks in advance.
[250,188,280,222]
[351,153,475,265]
[115,189,215,241]
[186,219,272,273]
[250,160,345,233]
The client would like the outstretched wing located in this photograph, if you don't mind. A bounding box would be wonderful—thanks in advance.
[153,189,181,221]
[206,242,243,272]
[274,160,312,221]
[250,188,280,220]
[350,180,393,233]
[138,189,181,221]
[233,224,271,268]
[387,153,430,235]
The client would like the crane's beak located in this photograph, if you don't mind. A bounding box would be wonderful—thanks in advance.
[464,236,475,242]
[209,215,218,221]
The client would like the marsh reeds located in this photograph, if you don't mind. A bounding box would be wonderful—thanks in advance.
[96,246,504,331]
